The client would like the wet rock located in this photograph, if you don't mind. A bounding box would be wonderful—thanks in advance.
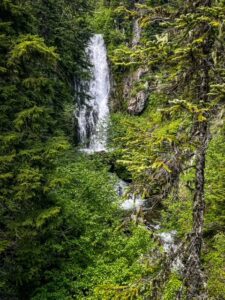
[123,68,149,115]
[128,89,148,115]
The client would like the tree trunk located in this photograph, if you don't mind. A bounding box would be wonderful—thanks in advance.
[184,5,213,295]
[185,121,210,299]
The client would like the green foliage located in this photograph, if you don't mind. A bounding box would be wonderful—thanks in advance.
[29,153,155,299]
[202,124,225,299]
[162,273,183,300]
[0,0,93,298]
[1,0,225,299]
[91,3,132,52]
[110,93,191,200]
[205,125,225,232]
[108,0,225,297]
[204,234,225,299]
[78,225,156,299]
[8,35,59,65]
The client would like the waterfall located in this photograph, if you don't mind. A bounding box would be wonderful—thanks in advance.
[77,34,110,153]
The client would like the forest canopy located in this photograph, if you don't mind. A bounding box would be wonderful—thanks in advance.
[0,0,225,299]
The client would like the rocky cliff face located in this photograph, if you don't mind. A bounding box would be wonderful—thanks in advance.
[110,15,150,115]
[126,17,149,115]
[124,67,149,115]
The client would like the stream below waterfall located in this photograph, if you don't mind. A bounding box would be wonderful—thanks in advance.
[76,33,183,272]
[116,179,183,270]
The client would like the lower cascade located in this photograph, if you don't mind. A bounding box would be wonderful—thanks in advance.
[77,34,110,153]
[117,180,183,271]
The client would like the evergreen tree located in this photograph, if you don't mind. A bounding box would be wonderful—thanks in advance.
[110,0,225,298]
[0,0,92,298]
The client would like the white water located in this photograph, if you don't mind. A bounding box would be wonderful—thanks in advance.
[116,180,183,270]
[77,34,110,153]
[116,180,143,210]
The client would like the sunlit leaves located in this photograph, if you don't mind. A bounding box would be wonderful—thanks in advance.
[8,35,59,66]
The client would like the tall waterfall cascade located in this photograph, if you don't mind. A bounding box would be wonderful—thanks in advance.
[77,34,110,153]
